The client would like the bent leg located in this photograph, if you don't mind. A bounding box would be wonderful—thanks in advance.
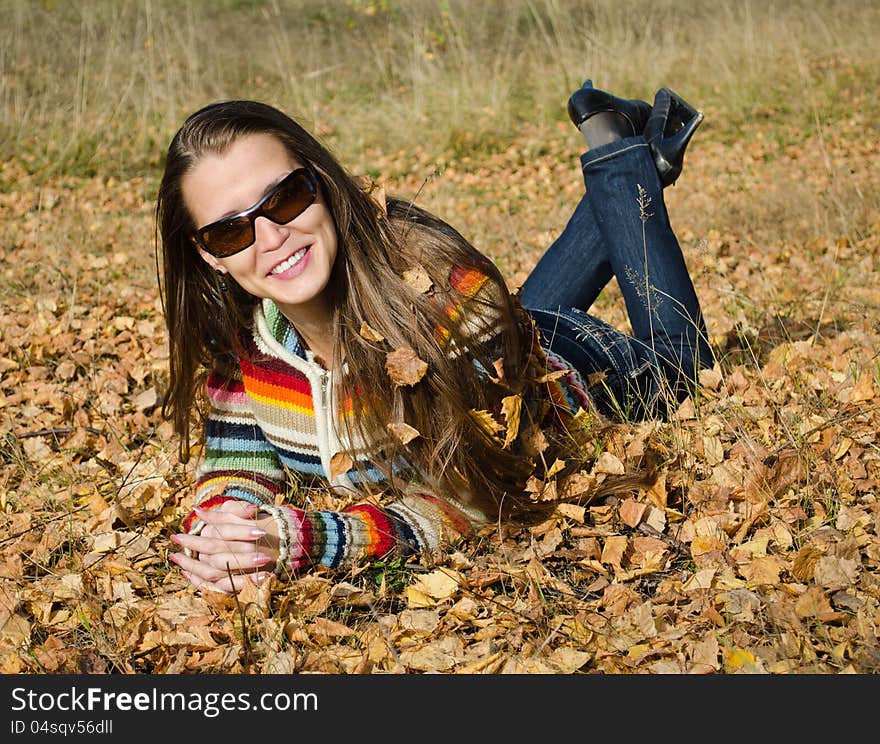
[579,137,714,412]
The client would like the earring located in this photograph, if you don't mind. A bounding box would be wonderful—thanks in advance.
[215,268,228,292]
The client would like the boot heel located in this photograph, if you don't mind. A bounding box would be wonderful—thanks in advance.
[645,88,704,187]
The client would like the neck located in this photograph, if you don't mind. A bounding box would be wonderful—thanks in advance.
[276,298,336,369]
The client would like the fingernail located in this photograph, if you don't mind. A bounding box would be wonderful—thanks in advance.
[170,534,182,545]
[169,552,181,564]
[254,572,270,584]
[253,554,272,566]
[250,529,267,538]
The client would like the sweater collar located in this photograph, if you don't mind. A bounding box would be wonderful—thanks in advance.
[261,299,307,360]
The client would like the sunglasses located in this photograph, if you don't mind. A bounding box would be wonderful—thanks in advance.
[193,166,319,258]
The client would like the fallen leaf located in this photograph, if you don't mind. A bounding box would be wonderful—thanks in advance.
[387,421,420,444]
[385,346,428,386]
[403,265,433,294]
[500,394,522,448]
[131,387,157,411]
[595,451,625,475]
[601,536,628,570]
[330,452,353,478]
[491,357,505,382]
[311,617,356,639]
[410,568,461,599]
[619,498,647,528]
[537,368,570,383]
[359,321,385,343]
[469,409,504,437]
[555,502,585,523]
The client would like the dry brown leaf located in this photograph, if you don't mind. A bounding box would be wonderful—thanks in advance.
[536,368,570,383]
[469,408,504,437]
[520,423,548,456]
[359,321,385,343]
[371,182,387,214]
[601,536,628,571]
[595,451,625,475]
[330,451,353,478]
[311,617,356,639]
[385,346,428,386]
[402,265,433,294]
[555,502,585,523]
[619,498,647,528]
[387,421,420,444]
[491,357,505,382]
[500,394,521,448]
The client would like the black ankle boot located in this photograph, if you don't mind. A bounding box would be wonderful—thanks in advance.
[567,79,652,148]
[644,87,704,187]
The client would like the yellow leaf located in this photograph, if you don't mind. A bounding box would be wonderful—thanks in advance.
[359,321,385,342]
[723,646,758,671]
[469,408,504,437]
[404,586,435,608]
[410,568,461,599]
[500,394,521,448]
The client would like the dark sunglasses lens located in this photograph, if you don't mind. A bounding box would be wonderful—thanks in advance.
[266,171,316,223]
[201,217,254,257]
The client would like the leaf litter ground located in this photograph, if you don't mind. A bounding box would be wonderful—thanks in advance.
[1,115,879,674]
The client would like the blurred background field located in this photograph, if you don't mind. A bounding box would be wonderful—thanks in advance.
[1,0,880,674]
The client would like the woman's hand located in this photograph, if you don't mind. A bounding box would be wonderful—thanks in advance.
[169,501,280,594]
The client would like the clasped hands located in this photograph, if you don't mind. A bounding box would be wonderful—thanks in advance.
[169,501,280,594]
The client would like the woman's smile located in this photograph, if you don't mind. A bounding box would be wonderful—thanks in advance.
[268,244,310,278]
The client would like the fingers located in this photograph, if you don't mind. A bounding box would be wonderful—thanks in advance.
[171,535,273,570]
[195,502,260,527]
[173,501,282,594]
[172,526,266,554]
[170,550,272,595]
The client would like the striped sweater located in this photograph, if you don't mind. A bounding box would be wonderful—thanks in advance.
[183,266,590,574]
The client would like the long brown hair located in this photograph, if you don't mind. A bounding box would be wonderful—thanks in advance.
[156,100,575,519]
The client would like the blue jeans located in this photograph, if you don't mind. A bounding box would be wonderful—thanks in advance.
[518,137,714,421]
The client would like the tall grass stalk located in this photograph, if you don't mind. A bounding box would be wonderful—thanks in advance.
[2,0,878,180]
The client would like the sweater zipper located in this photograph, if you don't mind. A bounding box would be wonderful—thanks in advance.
[319,367,344,484]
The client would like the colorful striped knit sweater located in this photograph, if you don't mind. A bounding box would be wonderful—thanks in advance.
[183,266,590,575]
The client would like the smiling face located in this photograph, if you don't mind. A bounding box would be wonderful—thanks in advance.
[182,132,338,326]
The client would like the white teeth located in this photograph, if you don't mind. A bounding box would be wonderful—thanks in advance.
[270,247,307,275]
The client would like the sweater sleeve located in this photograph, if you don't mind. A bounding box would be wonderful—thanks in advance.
[262,491,484,574]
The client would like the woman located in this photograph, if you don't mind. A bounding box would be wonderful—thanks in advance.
[157,81,713,594]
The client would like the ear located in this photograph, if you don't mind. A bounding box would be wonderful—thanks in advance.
[191,236,223,272]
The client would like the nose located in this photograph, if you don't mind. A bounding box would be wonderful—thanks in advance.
[253,215,289,251]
